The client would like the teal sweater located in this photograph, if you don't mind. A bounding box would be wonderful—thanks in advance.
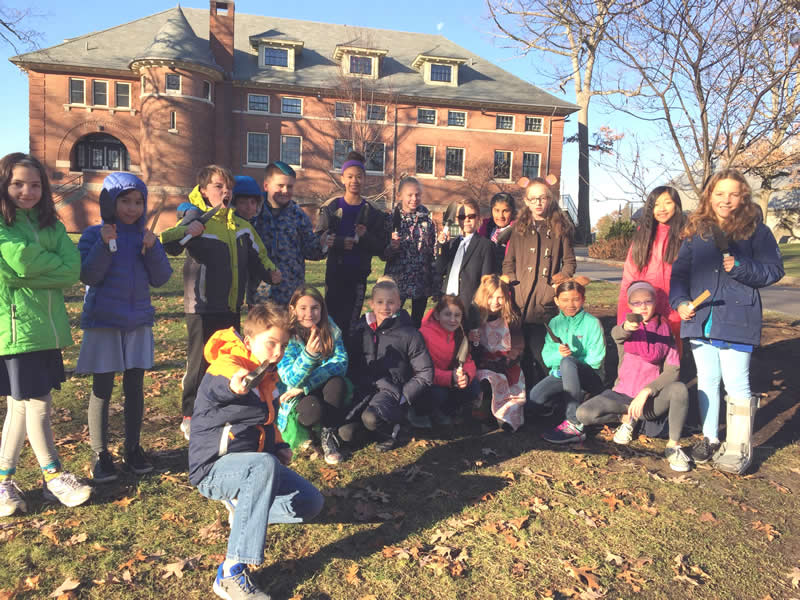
[541,309,606,377]
[277,317,348,394]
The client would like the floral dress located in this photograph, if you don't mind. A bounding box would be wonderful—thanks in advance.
[383,205,436,300]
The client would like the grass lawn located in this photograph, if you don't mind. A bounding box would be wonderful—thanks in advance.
[2,257,800,599]
[780,243,800,279]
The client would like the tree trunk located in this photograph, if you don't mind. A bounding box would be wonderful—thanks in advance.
[758,187,771,225]
[577,104,591,244]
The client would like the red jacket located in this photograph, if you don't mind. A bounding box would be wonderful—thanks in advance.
[419,309,477,387]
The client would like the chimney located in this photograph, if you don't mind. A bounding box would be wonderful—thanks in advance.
[210,0,234,75]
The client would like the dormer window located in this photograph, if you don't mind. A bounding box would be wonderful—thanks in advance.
[263,47,289,67]
[250,35,303,71]
[412,54,467,87]
[350,56,372,75]
[430,64,452,83]
[333,44,388,80]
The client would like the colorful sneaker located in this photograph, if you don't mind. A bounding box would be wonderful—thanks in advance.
[42,472,92,507]
[665,446,691,472]
[213,562,271,599]
[542,420,586,444]
[91,450,118,483]
[124,446,154,475]
[612,420,635,445]
[406,407,433,429]
[180,417,191,441]
[690,437,720,464]
[320,428,343,465]
[0,480,27,517]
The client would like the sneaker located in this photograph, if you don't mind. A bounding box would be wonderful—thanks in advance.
[91,451,118,483]
[0,480,27,516]
[124,446,154,475]
[612,420,635,445]
[542,420,586,444]
[220,498,238,527]
[407,407,433,429]
[690,437,720,464]
[665,446,691,472]
[321,428,343,465]
[180,417,191,441]
[42,472,92,507]
[376,424,403,453]
[213,562,271,600]
[431,409,453,427]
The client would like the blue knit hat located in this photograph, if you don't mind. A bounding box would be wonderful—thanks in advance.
[233,175,261,199]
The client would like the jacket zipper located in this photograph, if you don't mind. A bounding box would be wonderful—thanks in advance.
[10,304,17,345]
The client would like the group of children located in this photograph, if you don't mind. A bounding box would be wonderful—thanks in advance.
[0,148,783,599]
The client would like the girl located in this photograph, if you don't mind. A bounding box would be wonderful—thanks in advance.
[527,278,605,444]
[670,169,783,474]
[478,192,517,273]
[416,295,478,428]
[503,177,576,387]
[384,177,437,328]
[0,153,92,515]
[577,281,691,471]
[470,275,526,431]
[277,286,349,465]
[316,151,387,333]
[76,172,173,482]
[617,186,684,352]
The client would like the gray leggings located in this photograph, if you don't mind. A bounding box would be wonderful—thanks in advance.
[89,369,145,454]
[0,394,60,475]
[575,382,689,442]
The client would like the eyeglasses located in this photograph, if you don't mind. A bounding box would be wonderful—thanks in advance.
[629,300,655,308]
[527,196,549,204]
[457,214,478,221]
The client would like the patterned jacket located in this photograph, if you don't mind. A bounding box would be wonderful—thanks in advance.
[383,206,437,300]
[277,317,348,395]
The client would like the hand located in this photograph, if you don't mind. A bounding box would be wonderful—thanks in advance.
[324,233,336,248]
[454,367,469,389]
[558,343,572,357]
[142,230,157,251]
[279,387,304,403]
[355,224,367,238]
[468,329,481,344]
[186,220,204,238]
[305,326,322,355]
[677,303,695,321]
[276,447,293,465]
[438,230,449,244]
[628,388,650,420]
[270,270,282,284]
[100,224,117,245]
[390,232,401,249]
[229,368,250,395]
[343,237,355,250]
[722,255,735,272]
[622,319,640,332]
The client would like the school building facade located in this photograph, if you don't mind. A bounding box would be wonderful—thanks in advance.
[10,1,579,231]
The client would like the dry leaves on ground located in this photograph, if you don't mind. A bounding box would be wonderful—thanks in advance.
[672,554,711,586]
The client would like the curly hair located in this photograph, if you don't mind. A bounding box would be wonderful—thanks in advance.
[683,169,758,241]
[0,153,58,229]
[514,177,573,239]
[472,274,521,327]
[630,186,685,271]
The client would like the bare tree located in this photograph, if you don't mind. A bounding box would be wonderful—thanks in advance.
[1,5,43,52]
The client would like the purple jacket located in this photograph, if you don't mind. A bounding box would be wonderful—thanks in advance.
[611,315,679,398]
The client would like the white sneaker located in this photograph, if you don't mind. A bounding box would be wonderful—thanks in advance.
[180,417,191,441]
[613,420,635,445]
[0,480,27,516]
[42,472,92,507]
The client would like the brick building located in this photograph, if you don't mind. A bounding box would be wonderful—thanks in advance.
[10,1,579,231]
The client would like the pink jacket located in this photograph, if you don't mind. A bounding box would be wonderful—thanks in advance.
[419,309,477,387]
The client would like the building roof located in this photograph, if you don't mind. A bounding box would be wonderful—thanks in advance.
[10,6,579,114]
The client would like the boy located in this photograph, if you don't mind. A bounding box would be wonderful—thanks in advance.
[230,175,262,222]
[342,277,433,451]
[250,161,324,306]
[189,303,323,600]
[161,165,281,440]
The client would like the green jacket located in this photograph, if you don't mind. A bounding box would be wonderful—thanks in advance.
[541,309,606,377]
[0,209,79,355]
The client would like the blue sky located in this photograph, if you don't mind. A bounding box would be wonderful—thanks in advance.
[0,0,643,223]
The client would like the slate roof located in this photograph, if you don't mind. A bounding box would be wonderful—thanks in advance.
[10,6,579,114]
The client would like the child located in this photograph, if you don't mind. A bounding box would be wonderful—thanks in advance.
[503,177,576,387]
[617,186,684,351]
[316,152,387,333]
[230,175,262,222]
[383,177,437,328]
[577,281,691,471]
[160,165,281,440]
[277,286,349,465]
[342,277,434,451]
[416,295,478,428]
[189,302,323,599]
[251,161,325,307]
[670,169,783,474]
[471,275,527,431]
[478,192,517,273]
[527,278,605,444]
[76,172,173,481]
[0,153,91,515]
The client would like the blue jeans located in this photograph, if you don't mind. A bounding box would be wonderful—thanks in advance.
[690,338,752,440]
[527,356,604,424]
[196,452,324,565]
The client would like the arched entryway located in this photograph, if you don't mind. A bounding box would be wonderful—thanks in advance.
[72,133,130,172]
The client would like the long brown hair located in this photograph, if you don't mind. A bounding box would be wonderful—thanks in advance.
[683,169,758,241]
[287,285,336,358]
[432,295,468,369]
[631,186,685,270]
[514,177,573,239]
[0,153,58,229]
[472,274,521,327]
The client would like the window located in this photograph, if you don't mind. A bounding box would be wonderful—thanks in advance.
[247,133,269,164]
[281,97,302,115]
[364,142,385,172]
[496,115,514,130]
[92,80,108,106]
[349,55,372,75]
[525,116,543,133]
[447,110,466,127]
[522,152,541,179]
[69,78,85,104]
[430,64,452,82]
[416,145,435,175]
[115,82,130,108]
[248,94,270,112]
[366,104,385,121]
[493,150,512,180]
[417,108,436,125]
[445,147,464,177]
[280,135,302,167]
[169,111,177,131]
[335,102,354,118]
[263,47,289,67]
[165,73,181,93]
[333,139,354,169]
[203,81,212,101]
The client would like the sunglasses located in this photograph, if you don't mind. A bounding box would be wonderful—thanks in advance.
[457,213,478,221]
[629,300,655,308]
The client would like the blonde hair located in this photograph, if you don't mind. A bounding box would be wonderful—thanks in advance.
[683,169,758,241]
[371,275,401,299]
[287,286,335,358]
[242,302,290,338]
[473,274,521,327]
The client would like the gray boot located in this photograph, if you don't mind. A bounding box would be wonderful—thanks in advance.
[713,395,759,475]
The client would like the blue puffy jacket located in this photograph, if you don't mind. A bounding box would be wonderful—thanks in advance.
[78,172,173,331]
[669,222,783,346]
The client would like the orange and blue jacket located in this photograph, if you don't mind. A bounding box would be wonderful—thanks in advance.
[188,327,287,486]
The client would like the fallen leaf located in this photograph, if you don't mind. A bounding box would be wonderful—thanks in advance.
[752,520,781,541]
[699,512,717,523]
[23,575,40,591]
[112,496,135,508]
[429,528,457,544]
[49,577,80,598]
[564,561,602,591]
[769,480,791,494]
[319,467,339,485]
[511,559,529,579]
[40,525,60,545]
[345,564,362,586]
[605,552,624,566]
[65,532,88,546]
[786,566,800,588]
[91,542,110,552]
[160,556,198,580]
[601,494,624,512]
[501,471,516,482]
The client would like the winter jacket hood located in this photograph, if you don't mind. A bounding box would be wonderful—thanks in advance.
[99,172,148,229]
[419,308,477,387]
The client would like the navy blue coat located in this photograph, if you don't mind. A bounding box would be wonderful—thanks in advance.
[79,172,173,331]
[669,222,783,346]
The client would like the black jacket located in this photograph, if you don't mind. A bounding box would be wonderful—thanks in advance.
[435,234,494,321]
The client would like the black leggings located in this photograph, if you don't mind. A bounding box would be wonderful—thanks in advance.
[522,323,547,388]
[403,297,428,329]
[326,275,367,335]
[575,383,689,442]
[294,376,347,430]
[89,369,145,453]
